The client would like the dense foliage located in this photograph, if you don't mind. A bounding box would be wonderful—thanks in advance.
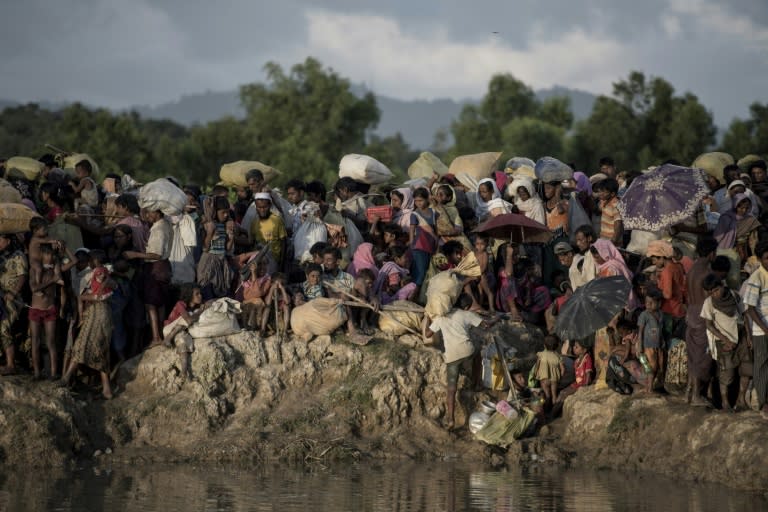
[0,59,764,187]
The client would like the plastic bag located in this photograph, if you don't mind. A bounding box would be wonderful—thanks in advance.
[567,193,591,245]
[535,157,573,183]
[504,157,536,179]
[339,154,392,184]
[139,178,188,216]
[187,298,242,338]
[293,217,327,263]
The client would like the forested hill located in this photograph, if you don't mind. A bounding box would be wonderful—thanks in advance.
[124,85,596,150]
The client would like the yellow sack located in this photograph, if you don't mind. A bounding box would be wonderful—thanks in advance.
[448,152,502,182]
[408,152,449,179]
[0,179,22,203]
[424,271,462,318]
[291,298,347,336]
[453,250,481,278]
[0,203,41,234]
[378,300,423,335]
[737,154,762,171]
[692,152,734,184]
[61,153,99,179]
[5,157,43,181]
[220,161,281,188]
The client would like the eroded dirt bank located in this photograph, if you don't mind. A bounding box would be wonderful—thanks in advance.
[0,328,766,492]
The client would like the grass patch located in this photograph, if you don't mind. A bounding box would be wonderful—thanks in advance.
[606,399,651,438]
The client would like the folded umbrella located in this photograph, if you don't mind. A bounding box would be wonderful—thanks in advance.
[554,276,631,340]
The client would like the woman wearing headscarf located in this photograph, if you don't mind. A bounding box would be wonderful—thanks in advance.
[573,171,595,218]
[713,193,761,262]
[589,238,637,388]
[390,187,415,233]
[475,178,512,223]
[432,184,471,250]
[508,177,546,225]
[347,242,379,282]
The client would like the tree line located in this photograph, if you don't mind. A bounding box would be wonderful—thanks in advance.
[0,57,766,188]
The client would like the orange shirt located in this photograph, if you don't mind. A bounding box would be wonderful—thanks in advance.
[600,196,621,242]
[545,200,569,235]
[658,261,686,318]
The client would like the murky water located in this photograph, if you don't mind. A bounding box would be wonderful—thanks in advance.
[0,462,763,512]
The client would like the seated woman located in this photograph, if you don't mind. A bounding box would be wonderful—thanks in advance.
[495,243,551,324]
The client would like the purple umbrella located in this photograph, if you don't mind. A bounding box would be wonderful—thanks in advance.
[617,164,709,232]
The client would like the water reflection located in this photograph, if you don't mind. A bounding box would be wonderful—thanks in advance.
[0,462,763,511]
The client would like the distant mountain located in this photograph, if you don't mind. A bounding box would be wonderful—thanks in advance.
[1,85,598,150]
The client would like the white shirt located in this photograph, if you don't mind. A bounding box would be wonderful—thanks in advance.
[429,309,483,363]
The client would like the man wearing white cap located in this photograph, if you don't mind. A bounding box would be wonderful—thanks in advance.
[250,192,286,266]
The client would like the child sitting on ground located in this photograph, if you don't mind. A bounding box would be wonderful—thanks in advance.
[381,273,418,304]
[535,334,565,408]
[301,263,325,302]
[163,283,205,382]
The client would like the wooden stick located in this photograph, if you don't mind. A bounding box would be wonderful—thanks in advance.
[324,281,422,337]
[341,301,424,313]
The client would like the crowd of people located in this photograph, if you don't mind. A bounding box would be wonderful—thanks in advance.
[0,153,767,431]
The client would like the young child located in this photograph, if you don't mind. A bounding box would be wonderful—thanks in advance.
[409,188,438,288]
[69,159,99,210]
[472,233,496,312]
[241,258,272,334]
[535,334,565,407]
[28,243,63,380]
[701,274,748,412]
[350,268,379,335]
[265,272,291,336]
[28,217,62,273]
[552,339,594,416]
[163,283,204,382]
[637,289,665,393]
[301,263,326,301]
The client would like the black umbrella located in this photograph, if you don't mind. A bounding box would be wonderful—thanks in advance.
[554,276,631,340]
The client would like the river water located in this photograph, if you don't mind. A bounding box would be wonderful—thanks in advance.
[0,462,763,511]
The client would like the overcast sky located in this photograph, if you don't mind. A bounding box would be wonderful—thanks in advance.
[2,0,766,125]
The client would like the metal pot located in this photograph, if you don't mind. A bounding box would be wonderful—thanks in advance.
[478,400,496,415]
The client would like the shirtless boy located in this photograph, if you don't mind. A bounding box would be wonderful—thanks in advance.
[28,243,63,379]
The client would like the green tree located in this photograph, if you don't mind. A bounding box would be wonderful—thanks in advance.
[501,117,564,161]
[721,102,768,158]
[569,71,715,170]
[239,57,380,185]
[362,133,416,182]
[538,97,573,130]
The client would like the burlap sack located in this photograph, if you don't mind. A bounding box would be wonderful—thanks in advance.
[291,298,347,336]
[5,157,43,181]
[0,203,41,234]
[408,152,449,179]
[219,161,281,187]
[692,152,734,183]
[448,152,502,182]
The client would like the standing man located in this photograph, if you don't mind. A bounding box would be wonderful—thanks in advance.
[249,193,287,268]
[743,241,768,419]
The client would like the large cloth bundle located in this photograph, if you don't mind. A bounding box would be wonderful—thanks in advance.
[291,298,347,337]
[187,298,241,338]
[737,154,762,171]
[378,301,423,335]
[0,179,22,203]
[339,154,392,184]
[408,152,449,179]
[0,203,41,234]
[139,178,188,216]
[448,152,502,182]
[692,152,734,183]
[293,216,327,263]
[535,156,573,182]
[505,157,536,179]
[219,160,281,187]
[474,409,536,447]
[424,271,463,318]
[5,157,43,181]
[61,153,99,178]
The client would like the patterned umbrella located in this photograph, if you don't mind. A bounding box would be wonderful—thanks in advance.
[617,164,709,232]
[474,213,552,244]
[554,276,631,340]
